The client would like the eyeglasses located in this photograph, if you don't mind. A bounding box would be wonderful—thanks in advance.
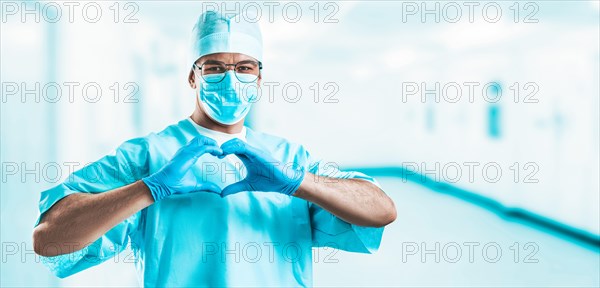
[193,60,262,83]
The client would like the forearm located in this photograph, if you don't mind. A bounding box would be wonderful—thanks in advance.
[33,180,154,257]
[293,173,396,227]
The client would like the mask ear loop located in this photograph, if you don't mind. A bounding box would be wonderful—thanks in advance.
[192,63,202,83]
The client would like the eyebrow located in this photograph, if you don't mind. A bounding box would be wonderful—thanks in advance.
[206,53,256,61]
[201,59,258,65]
[202,60,226,64]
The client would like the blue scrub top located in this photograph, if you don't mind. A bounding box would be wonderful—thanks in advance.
[35,119,384,287]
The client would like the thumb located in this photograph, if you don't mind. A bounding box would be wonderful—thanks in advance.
[191,181,222,195]
[221,180,251,198]
[203,146,223,157]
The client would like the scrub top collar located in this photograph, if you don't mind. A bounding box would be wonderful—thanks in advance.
[187,117,247,145]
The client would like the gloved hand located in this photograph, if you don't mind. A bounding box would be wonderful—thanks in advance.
[142,135,223,202]
[219,138,305,197]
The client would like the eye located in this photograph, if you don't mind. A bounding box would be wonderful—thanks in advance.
[204,65,226,73]
[236,62,258,73]
[237,65,253,71]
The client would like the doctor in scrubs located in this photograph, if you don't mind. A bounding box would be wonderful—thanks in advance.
[33,11,397,287]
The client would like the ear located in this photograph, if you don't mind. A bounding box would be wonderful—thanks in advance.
[188,68,196,89]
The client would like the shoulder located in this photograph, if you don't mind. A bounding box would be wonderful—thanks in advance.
[149,119,196,143]
[117,119,195,155]
[143,119,199,148]
[246,127,312,164]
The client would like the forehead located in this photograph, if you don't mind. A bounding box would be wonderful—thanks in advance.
[197,53,255,64]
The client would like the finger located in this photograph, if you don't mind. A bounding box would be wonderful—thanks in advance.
[172,149,207,174]
[185,136,220,154]
[221,180,251,197]
[183,135,218,150]
[220,139,254,164]
[202,146,223,157]
[221,139,260,160]
[175,137,214,158]
[196,135,219,147]
[171,144,220,175]
[220,138,247,155]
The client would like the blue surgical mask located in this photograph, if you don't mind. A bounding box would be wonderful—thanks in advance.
[197,71,258,125]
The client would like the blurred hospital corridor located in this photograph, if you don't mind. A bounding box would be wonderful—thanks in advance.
[314,176,600,287]
[1,1,599,287]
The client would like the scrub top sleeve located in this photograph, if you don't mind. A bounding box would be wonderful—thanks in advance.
[34,137,150,278]
[306,154,385,254]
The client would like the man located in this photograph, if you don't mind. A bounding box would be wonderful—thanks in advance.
[33,11,396,287]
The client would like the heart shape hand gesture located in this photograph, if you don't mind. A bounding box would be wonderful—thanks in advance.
[219,138,305,197]
[142,135,305,202]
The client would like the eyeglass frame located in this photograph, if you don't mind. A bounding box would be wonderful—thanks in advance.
[192,60,263,83]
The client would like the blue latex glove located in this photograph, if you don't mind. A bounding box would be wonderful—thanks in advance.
[219,138,305,197]
[142,136,223,202]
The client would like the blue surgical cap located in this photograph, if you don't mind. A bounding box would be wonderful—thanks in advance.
[190,11,263,65]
